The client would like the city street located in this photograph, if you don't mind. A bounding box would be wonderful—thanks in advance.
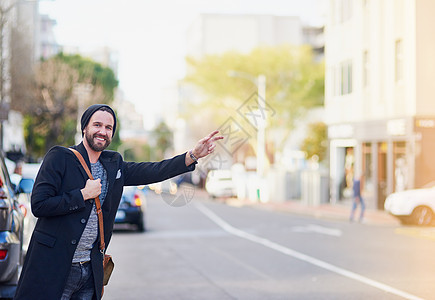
[104,190,435,300]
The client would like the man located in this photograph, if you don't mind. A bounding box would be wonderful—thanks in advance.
[14,104,222,300]
[349,173,365,222]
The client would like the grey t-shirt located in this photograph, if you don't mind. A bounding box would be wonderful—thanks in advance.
[72,160,108,263]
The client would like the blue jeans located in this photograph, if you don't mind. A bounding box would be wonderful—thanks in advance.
[350,195,365,221]
[61,262,95,300]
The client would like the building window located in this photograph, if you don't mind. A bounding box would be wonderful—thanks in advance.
[395,39,403,82]
[393,142,407,192]
[334,66,339,96]
[331,0,336,25]
[339,60,353,95]
[340,0,354,23]
[363,51,369,87]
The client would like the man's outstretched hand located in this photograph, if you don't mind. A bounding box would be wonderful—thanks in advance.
[185,130,224,166]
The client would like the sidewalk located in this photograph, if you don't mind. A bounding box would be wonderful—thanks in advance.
[191,187,400,226]
[225,198,401,226]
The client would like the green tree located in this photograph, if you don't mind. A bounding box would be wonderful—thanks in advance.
[23,53,118,159]
[121,141,151,162]
[107,114,122,151]
[152,121,173,161]
[57,53,118,102]
[300,122,328,162]
[183,45,324,152]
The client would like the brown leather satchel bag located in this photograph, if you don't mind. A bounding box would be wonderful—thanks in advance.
[70,148,114,286]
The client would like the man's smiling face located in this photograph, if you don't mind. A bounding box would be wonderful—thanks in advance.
[83,110,114,152]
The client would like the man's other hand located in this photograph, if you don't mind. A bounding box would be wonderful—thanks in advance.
[81,179,102,200]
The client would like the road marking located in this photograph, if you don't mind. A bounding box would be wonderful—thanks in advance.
[291,224,343,237]
[195,203,424,300]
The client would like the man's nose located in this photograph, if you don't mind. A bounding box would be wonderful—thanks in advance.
[97,128,109,137]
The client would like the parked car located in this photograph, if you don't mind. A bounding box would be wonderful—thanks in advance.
[205,169,237,198]
[149,178,178,195]
[115,186,146,232]
[14,163,41,254]
[384,182,435,225]
[0,152,25,299]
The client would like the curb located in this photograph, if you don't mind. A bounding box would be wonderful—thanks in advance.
[224,198,401,226]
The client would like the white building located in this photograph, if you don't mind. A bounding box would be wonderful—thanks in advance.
[112,90,146,142]
[1,0,43,154]
[325,0,435,208]
[186,14,305,57]
[39,14,59,60]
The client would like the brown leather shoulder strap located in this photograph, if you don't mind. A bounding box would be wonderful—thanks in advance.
[70,148,93,179]
[69,148,106,252]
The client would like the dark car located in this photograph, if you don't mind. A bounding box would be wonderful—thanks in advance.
[115,186,146,232]
[0,152,24,299]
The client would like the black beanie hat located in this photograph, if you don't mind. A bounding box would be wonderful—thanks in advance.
[81,104,117,137]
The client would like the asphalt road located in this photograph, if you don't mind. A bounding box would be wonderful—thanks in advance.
[104,191,435,300]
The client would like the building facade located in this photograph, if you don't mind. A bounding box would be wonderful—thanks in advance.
[186,14,305,57]
[1,1,59,157]
[39,14,59,60]
[325,0,435,209]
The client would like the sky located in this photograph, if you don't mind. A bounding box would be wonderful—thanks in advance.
[39,0,326,128]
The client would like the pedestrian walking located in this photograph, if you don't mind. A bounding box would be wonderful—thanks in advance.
[349,173,365,222]
[14,104,223,300]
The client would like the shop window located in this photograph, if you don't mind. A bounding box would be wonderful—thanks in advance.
[342,147,355,199]
[393,141,407,192]
[377,142,388,209]
[362,142,373,188]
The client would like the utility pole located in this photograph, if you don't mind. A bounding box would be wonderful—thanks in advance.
[228,70,267,202]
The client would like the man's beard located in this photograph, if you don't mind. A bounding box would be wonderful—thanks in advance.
[85,132,111,152]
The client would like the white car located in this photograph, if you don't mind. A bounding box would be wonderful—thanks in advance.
[384,183,435,225]
[205,169,237,198]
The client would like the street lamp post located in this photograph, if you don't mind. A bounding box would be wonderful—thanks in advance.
[256,74,266,184]
[228,71,267,202]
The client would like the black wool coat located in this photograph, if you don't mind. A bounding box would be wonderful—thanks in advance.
[14,142,195,300]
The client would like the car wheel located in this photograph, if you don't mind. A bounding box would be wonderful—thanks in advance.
[411,206,433,226]
[137,221,146,232]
